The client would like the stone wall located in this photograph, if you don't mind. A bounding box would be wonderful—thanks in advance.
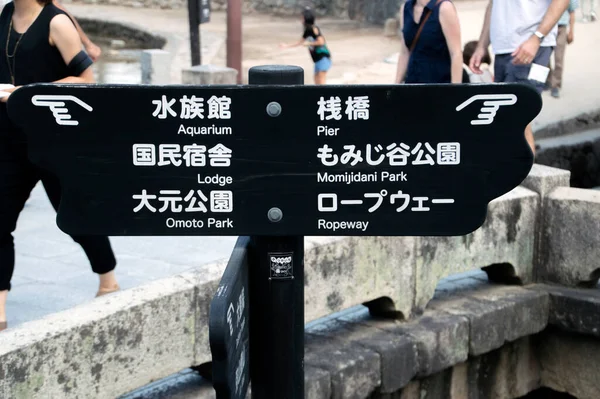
[536,130,600,189]
[77,18,167,49]
[67,0,402,24]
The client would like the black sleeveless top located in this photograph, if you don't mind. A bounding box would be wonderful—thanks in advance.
[0,3,72,133]
[302,25,331,63]
[0,2,71,85]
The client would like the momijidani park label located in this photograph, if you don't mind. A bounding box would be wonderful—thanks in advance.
[7,84,540,237]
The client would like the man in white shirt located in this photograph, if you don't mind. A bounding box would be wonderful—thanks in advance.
[469,0,569,155]
[548,0,579,98]
[581,0,597,21]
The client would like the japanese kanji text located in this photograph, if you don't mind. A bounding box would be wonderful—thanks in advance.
[133,143,232,167]
[317,142,461,167]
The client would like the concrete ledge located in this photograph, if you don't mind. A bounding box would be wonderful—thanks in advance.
[521,163,571,199]
[307,282,600,398]
[0,266,225,399]
[77,18,167,49]
[535,109,600,139]
[386,337,540,399]
[536,129,600,188]
[31,277,600,399]
[538,330,600,399]
[141,49,172,85]
[413,187,539,312]
[182,65,238,85]
[541,187,600,286]
[429,284,549,356]
[535,284,600,338]
[305,366,331,399]
[304,281,549,398]
[520,164,571,282]
[307,318,418,394]
[304,236,416,320]
[305,332,381,398]
[121,370,216,399]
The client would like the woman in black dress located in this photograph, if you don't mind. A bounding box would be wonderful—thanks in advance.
[395,0,463,84]
[0,0,119,332]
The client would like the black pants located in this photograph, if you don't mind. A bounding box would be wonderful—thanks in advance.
[0,134,116,291]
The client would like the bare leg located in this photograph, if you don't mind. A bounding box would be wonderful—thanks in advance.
[314,72,327,85]
[526,124,536,156]
[97,270,119,297]
[0,290,7,328]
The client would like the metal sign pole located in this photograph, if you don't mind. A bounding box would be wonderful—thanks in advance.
[227,0,242,83]
[248,66,305,399]
[188,0,201,65]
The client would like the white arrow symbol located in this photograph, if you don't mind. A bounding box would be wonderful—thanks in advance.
[32,95,93,126]
[456,94,517,125]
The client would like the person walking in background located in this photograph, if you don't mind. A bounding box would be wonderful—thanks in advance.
[462,40,493,83]
[581,0,597,21]
[395,0,463,84]
[0,0,119,332]
[0,0,101,60]
[469,0,570,155]
[279,8,332,85]
[548,0,579,98]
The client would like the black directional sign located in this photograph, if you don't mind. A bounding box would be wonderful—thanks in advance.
[7,83,539,236]
[209,236,250,399]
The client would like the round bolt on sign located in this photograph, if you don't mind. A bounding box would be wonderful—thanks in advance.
[266,102,282,117]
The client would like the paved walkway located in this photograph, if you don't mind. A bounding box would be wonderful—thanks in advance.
[66,1,600,131]
[5,1,600,328]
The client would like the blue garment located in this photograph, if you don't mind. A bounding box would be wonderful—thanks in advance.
[558,0,579,26]
[403,0,451,84]
[314,57,332,74]
[494,47,553,94]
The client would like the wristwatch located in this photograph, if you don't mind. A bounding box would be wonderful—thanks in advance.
[534,31,545,41]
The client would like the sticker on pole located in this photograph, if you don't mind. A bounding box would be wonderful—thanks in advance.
[269,252,294,280]
[7,83,540,237]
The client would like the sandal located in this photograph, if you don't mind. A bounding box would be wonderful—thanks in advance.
[0,321,7,332]
[96,284,120,298]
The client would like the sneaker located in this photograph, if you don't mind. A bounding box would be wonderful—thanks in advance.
[551,88,560,98]
[591,11,597,22]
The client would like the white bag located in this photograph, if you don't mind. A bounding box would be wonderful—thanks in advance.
[464,65,493,83]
